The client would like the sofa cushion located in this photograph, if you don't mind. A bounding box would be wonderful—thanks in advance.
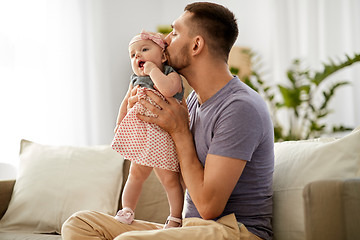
[272,127,360,240]
[0,232,61,240]
[0,139,124,234]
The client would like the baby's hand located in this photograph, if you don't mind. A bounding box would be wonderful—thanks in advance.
[143,61,158,75]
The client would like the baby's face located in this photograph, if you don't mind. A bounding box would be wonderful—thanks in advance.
[129,39,165,76]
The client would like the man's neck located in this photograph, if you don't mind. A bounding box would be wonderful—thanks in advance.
[182,61,234,105]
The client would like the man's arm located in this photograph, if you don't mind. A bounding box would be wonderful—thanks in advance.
[178,132,246,219]
[137,90,246,220]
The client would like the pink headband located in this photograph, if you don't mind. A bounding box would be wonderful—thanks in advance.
[129,30,166,49]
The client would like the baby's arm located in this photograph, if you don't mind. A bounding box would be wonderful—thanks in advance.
[144,62,182,98]
[114,82,133,132]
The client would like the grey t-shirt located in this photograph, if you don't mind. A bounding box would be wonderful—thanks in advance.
[185,76,274,240]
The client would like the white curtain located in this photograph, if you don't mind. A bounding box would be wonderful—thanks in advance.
[0,0,158,168]
[269,0,360,132]
[0,0,117,167]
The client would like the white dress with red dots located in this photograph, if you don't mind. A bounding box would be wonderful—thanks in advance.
[112,73,182,172]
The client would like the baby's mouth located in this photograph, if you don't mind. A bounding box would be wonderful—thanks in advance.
[138,61,145,68]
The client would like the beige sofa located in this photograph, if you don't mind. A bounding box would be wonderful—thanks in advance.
[0,127,360,240]
[0,159,171,240]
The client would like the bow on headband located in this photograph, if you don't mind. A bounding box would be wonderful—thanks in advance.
[129,30,166,49]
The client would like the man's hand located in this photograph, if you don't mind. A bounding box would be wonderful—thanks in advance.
[137,90,189,138]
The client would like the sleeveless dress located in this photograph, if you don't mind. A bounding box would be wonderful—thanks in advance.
[111,65,183,172]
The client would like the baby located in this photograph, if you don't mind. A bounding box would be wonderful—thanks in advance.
[111,30,184,228]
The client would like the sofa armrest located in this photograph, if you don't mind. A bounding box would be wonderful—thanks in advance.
[303,178,360,240]
[0,180,15,220]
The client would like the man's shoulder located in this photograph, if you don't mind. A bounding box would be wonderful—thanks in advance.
[186,91,198,111]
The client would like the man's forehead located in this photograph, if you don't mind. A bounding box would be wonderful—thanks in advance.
[171,19,179,30]
[171,11,191,30]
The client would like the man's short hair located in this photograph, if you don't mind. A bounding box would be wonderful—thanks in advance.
[184,2,239,62]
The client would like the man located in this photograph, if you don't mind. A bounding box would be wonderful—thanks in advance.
[62,2,274,240]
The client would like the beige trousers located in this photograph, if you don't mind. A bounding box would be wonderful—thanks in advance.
[61,210,263,240]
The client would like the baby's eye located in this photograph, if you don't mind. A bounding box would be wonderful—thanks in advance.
[130,53,135,58]
[142,48,149,52]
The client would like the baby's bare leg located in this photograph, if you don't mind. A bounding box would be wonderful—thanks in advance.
[154,168,184,227]
[122,163,153,210]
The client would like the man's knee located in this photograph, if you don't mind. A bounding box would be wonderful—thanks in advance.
[61,210,92,234]
[64,210,92,223]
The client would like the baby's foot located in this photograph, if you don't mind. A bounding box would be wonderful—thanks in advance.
[114,207,134,224]
[163,216,182,229]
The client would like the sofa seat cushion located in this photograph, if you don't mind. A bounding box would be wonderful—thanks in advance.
[0,140,124,234]
[0,232,61,240]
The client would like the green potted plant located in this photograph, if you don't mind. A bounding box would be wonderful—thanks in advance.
[157,25,172,35]
[231,50,360,141]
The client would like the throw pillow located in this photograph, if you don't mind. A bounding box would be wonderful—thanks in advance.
[272,127,360,240]
[0,139,124,234]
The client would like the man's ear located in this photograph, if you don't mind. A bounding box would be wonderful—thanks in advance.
[192,36,204,56]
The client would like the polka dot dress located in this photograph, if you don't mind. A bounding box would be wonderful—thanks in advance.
[112,87,179,172]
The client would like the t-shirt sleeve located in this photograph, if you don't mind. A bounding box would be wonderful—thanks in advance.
[208,99,264,161]
[163,65,175,75]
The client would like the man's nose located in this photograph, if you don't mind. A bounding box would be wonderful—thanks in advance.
[164,33,171,46]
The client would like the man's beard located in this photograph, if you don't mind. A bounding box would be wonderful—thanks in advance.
[166,45,191,73]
